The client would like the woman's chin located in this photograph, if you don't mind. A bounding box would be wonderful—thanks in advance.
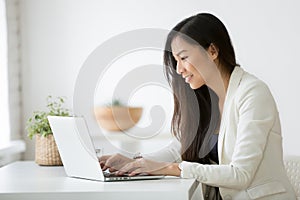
[189,83,205,90]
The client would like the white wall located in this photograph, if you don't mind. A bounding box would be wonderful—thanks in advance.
[20,0,300,159]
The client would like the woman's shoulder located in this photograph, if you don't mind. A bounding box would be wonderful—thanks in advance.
[232,67,279,119]
[234,67,276,105]
[237,67,271,95]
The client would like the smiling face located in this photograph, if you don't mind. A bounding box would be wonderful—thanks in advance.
[171,36,218,89]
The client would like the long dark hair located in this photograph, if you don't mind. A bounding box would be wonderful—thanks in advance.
[164,13,239,164]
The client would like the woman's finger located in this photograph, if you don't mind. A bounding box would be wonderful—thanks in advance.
[108,167,118,173]
[102,164,109,171]
[99,161,106,169]
[128,168,149,176]
[99,155,111,162]
[116,162,139,175]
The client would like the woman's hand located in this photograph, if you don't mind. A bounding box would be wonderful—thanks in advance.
[115,158,181,177]
[99,153,134,172]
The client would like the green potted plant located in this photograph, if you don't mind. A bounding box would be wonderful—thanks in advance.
[26,95,71,166]
[94,99,143,132]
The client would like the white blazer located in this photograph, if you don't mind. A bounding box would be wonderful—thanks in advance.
[147,67,296,200]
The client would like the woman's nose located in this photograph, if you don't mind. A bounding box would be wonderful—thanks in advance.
[176,61,185,75]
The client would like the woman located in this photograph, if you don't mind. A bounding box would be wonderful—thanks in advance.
[100,13,296,199]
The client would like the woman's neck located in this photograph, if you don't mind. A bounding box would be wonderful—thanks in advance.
[206,66,231,115]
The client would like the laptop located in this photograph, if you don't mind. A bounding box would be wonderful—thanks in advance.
[47,116,165,182]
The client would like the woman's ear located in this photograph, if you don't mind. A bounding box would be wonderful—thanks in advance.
[207,43,219,61]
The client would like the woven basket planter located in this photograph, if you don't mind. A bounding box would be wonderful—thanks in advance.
[35,134,63,166]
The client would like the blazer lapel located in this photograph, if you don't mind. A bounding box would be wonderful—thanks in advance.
[218,67,244,163]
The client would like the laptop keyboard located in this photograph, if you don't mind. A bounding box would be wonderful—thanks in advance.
[103,171,130,177]
[103,171,149,177]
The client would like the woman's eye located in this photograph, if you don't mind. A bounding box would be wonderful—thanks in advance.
[181,56,188,61]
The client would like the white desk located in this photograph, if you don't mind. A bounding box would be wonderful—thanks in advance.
[0,161,203,200]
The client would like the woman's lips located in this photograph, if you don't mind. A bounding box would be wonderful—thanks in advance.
[185,74,193,83]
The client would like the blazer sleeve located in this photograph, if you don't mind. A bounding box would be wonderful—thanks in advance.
[143,138,182,163]
[179,80,278,189]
